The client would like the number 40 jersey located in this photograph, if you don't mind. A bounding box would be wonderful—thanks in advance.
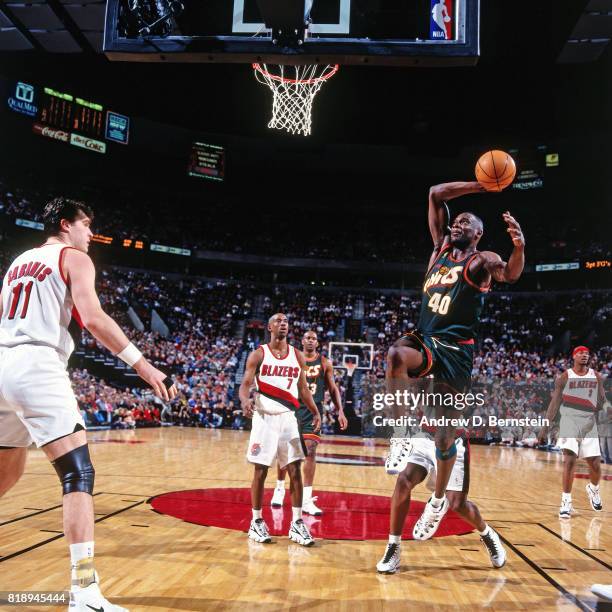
[417,245,489,341]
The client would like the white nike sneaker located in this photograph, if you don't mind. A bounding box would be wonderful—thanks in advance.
[385,438,413,475]
[69,580,128,611]
[303,496,323,516]
[248,518,272,543]
[376,542,401,574]
[480,528,506,568]
[559,496,572,519]
[586,483,603,512]
[288,519,315,546]
[271,486,286,507]
[413,497,449,540]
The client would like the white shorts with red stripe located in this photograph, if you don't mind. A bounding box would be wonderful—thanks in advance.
[246,408,304,468]
[558,407,600,458]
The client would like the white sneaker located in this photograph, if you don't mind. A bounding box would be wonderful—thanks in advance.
[586,483,603,512]
[248,518,272,543]
[591,584,612,601]
[303,496,323,516]
[413,497,449,540]
[289,519,315,546]
[559,497,572,519]
[271,486,285,507]
[480,528,506,568]
[376,542,401,574]
[385,438,413,475]
[69,580,128,611]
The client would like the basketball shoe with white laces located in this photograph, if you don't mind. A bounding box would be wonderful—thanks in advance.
[559,496,573,519]
[303,496,323,516]
[248,518,272,543]
[271,486,285,507]
[385,438,413,475]
[413,496,449,540]
[69,578,128,611]
[586,483,603,512]
[480,528,506,568]
[289,519,315,546]
[376,542,401,574]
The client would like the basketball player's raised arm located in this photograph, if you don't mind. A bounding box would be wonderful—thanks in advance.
[64,249,176,401]
[295,350,321,433]
[239,349,263,418]
[323,356,347,430]
[480,212,525,284]
[539,371,567,442]
[428,182,485,254]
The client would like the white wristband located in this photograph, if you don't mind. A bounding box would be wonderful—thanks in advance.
[116,343,143,367]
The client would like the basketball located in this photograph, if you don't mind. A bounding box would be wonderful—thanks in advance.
[475,150,516,192]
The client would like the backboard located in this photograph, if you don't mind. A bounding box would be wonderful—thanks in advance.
[105,0,479,66]
[328,342,374,371]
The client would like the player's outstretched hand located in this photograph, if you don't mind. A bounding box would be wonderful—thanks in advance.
[242,399,255,418]
[503,211,525,247]
[312,411,321,433]
[134,359,177,402]
[338,411,348,431]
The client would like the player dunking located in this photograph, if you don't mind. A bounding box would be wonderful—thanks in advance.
[271,330,348,516]
[539,346,607,518]
[240,314,321,546]
[0,198,176,612]
[385,181,525,540]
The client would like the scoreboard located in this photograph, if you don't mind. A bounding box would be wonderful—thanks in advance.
[7,80,130,154]
[187,141,225,182]
[38,87,105,138]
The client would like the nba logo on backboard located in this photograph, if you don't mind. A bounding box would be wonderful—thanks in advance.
[430,0,453,40]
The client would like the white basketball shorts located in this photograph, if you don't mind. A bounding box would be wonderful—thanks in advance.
[0,345,85,448]
[405,436,469,493]
[246,409,305,468]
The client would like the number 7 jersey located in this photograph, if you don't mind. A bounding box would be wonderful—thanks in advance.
[0,243,83,360]
[417,245,489,341]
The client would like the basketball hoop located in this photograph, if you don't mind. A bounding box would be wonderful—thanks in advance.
[253,63,339,136]
[345,362,357,378]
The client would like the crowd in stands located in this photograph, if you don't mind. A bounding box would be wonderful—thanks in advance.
[1,172,610,264]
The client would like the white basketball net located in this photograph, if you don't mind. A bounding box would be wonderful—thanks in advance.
[253,64,339,136]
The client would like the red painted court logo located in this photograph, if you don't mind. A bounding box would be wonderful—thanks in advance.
[250,443,261,456]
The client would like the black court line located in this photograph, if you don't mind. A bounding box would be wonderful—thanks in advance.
[130,524,149,528]
[513,543,535,547]
[0,493,102,527]
[23,507,43,510]
[459,548,479,552]
[0,500,143,563]
[495,532,593,612]
[585,548,606,552]
[538,523,612,571]
[541,567,567,571]
[40,529,63,534]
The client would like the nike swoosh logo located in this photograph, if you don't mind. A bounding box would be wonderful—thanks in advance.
[86,605,104,612]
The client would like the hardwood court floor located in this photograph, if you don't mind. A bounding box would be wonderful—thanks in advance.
[1,428,610,611]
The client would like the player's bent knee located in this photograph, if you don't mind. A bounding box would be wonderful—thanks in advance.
[51,444,95,495]
[435,443,457,461]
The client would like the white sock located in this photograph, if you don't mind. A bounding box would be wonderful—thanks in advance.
[252,508,262,520]
[70,541,95,590]
[562,492,572,502]
[276,480,285,489]
[430,494,446,508]
[292,507,302,521]
[389,534,401,544]
[304,486,313,501]
[478,524,491,537]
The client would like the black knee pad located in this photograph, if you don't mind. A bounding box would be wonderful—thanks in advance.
[52,444,95,495]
